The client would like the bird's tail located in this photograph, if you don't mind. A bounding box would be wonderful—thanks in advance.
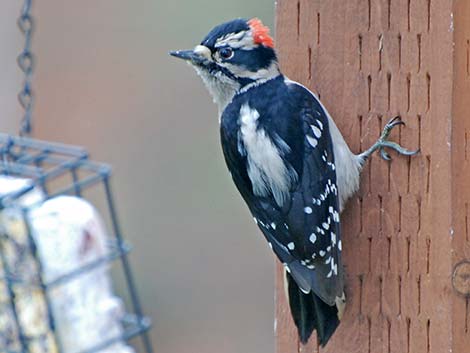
[285,271,342,346]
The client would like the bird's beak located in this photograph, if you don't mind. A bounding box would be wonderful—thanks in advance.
[169,50,199,61]
[169,45,212,65]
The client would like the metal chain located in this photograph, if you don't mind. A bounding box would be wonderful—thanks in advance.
[17,0,34,137]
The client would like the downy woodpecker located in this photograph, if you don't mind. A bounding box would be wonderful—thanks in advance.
[170,18,418,346]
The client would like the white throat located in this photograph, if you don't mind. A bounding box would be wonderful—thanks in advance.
[192,65,240,114]
[191,61,280,115]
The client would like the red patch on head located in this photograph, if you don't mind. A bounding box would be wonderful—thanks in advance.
[248,18,274,48]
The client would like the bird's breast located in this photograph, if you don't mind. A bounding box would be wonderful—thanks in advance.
[235,103,297,207]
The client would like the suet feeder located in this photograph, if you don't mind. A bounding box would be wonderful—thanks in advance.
[0,2,153,352]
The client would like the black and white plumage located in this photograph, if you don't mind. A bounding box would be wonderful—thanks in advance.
[221,75,346,345]
[170,18,418,346]
[221,76,343,299]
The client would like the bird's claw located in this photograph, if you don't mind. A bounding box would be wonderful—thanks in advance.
[380,148,391,161]
[377,116,419,161]
[380,116,405,141]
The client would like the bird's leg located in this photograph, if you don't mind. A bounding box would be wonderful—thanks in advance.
[358,116,420,162]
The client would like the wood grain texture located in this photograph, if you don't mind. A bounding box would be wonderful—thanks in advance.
[451,0,470,351]
[275,0,469,352]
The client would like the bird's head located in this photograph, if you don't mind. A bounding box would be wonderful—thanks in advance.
[170,18,279,111]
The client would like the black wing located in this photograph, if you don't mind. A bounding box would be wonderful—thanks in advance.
[220,77,343,306]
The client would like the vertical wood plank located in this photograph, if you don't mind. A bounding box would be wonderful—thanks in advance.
[275,0,468,352]
[451,0,470,352]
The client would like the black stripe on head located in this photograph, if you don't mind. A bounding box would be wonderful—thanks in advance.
[230,46,277,71]
[202,18,250,49]
[206,61,254,86]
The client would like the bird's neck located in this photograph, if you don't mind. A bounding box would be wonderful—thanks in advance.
[194,62,282,114]
[193,66,240,114]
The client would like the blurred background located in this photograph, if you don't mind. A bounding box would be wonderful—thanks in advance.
[0,1,276,353]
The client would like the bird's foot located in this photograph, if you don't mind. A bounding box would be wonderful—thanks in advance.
[359,116,420,161]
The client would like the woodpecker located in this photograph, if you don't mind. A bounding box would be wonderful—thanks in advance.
[170,18,418,345]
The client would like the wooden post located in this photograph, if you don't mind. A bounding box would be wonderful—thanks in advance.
[274,1,470,352]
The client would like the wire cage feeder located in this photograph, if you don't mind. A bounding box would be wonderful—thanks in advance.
[0,133,153,353]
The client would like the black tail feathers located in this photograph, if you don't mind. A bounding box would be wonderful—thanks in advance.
[286,272,340,346]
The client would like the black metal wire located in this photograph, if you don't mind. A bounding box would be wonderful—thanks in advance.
[77,314,152,353]
[6,1,154,351]
[103,178,154,353]
[21,208,62,351]
[0,235,28,351]
[17,0,34,137]
[46,240,131,289]
[0,134,153,353]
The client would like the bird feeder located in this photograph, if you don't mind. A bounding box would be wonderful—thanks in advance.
[0,1,153,352]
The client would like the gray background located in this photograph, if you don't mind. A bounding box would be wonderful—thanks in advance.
[0,2,276,353]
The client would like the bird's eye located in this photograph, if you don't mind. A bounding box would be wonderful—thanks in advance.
[218,47,234,60]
